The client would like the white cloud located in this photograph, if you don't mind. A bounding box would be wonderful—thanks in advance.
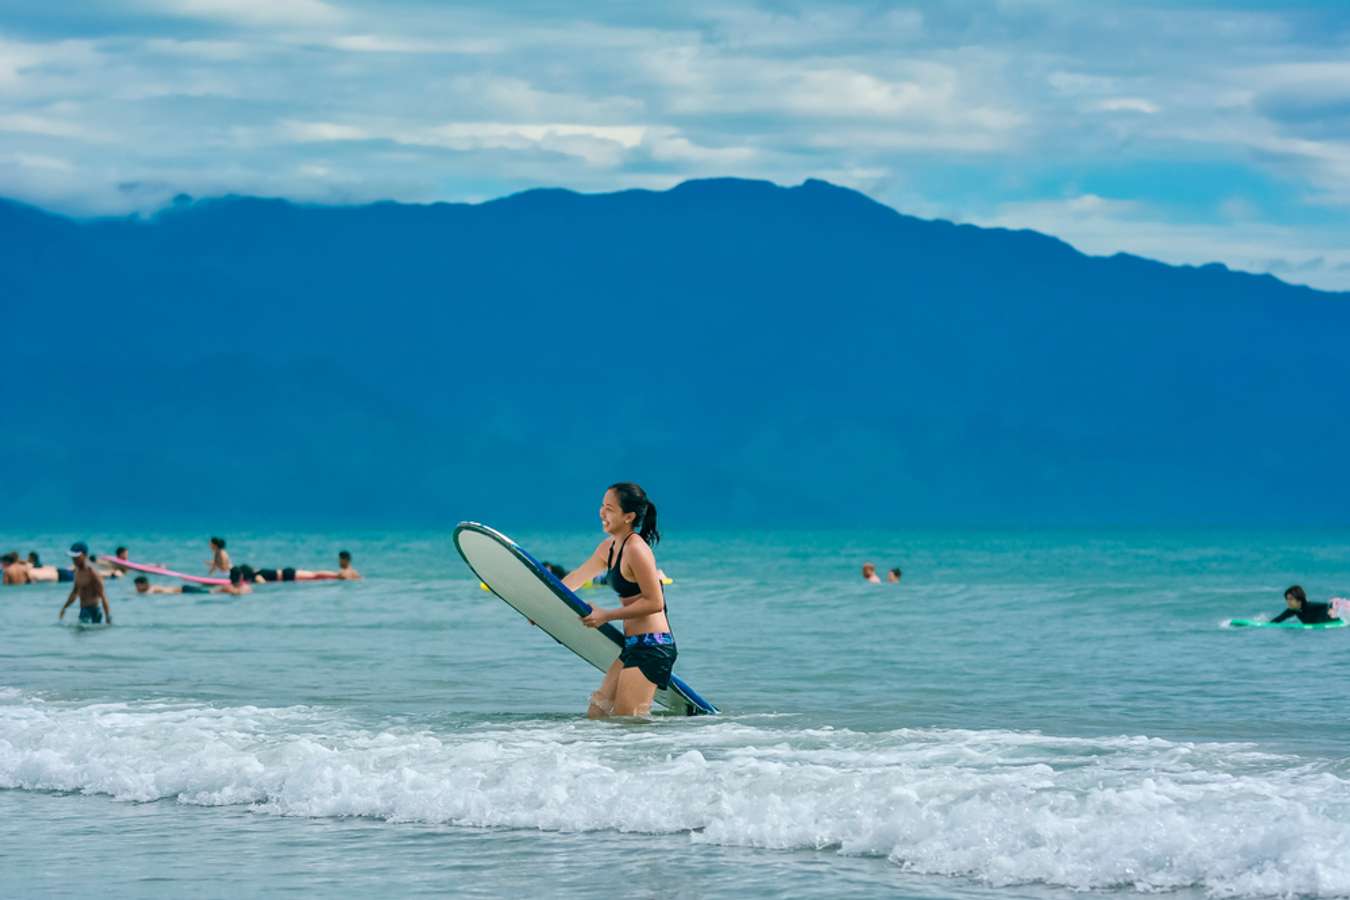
[0,112,107,141]
[135,0,344,28]
[1096,98,1158,114]
[282,121,372,142]
[326,34,502,55]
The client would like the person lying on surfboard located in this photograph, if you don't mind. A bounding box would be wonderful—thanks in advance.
[133,576,208,595]
[245,552,360,582]
[562,482,676,718]
[1270,585,1336,625]
[214,566,253,596]
[9,552,75,584]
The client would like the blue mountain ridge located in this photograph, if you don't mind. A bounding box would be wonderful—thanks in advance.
[2,177,1346,528]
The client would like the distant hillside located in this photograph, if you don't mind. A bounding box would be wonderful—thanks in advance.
[3,178,1346,527]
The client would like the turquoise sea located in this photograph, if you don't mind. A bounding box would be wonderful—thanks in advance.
[2,527,1348,898]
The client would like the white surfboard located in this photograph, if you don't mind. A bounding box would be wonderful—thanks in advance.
[453,522,717,716]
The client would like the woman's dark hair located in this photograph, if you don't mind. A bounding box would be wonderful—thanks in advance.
[338,550,351,561]
[608,482,660,547]
[1285,585,1307,604]
[228,565,242,584]
[134,576,148,586]
[28,552,41,566]
[890,568,902,577]
[115,546,127,556]
[211,536,226,549]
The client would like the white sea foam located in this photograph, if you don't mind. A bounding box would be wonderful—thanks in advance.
[2,692,1348,897]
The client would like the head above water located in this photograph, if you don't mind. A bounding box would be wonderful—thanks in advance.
[601,482,660,547]
[229,566,242,586]
[27,551,40,566]
[68,541,89,565]
[1284,585,1307,609]
[210,537,226,551]
[134,576,149,592]
[888,568,902,582]
[1,552,17,566]
[338,550,351,565]
[115,546,128,559]
[862,562,876,578]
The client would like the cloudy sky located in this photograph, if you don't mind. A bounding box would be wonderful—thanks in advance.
[3,1,1349,289]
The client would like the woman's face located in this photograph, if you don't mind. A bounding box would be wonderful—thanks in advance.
[1286,593,1302,609]
[599,489,633,536]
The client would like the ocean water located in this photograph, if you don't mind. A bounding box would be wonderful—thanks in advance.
[2,527,1348,899]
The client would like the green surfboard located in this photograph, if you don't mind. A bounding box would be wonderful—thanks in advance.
[1229,618,1346,629]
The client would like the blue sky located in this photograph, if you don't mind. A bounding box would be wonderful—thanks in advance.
[2,1,1348,290]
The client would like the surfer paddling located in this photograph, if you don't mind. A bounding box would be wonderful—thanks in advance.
[1270,585,1336,625]
[563,483,675,718]
[58,542,112,624]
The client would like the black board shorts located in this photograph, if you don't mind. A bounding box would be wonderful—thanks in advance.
[78,605,103,624]
[618,633,677,690]
[255,567,296,582]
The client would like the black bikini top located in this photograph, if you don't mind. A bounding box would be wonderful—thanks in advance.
[606,534,665,611]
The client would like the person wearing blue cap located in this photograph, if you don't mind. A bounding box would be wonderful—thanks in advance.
[58,542,112,625]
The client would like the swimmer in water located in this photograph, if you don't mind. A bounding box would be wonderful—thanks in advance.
[58,542,112,624]
[335,550,361,580]
[214,566,253,595]
[2,552,31,585]
[13,552,74,584]
[1270,585,1335,625]
[207,537,231,576]
[563,482,674,718]
[862,562,881,584]
[93,546,131,577]
[133,576,208,595]
[887,567,902,584]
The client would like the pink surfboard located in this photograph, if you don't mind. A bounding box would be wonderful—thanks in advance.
[108,558,229,586]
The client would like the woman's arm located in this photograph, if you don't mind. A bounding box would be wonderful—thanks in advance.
[563,540,609,591]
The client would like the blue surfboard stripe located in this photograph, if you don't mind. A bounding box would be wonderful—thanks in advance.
[453,522,718,715]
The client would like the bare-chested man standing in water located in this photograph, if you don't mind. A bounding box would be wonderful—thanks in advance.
[58,542,112,625]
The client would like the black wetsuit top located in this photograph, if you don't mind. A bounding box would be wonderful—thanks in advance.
[606,534,666,612]
[1272,600,1334,624]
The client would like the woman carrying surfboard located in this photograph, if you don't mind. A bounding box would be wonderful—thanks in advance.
[564,483,674,718]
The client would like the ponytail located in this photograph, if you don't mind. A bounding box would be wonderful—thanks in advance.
[639,501,660,548]
[608,482,662,548]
